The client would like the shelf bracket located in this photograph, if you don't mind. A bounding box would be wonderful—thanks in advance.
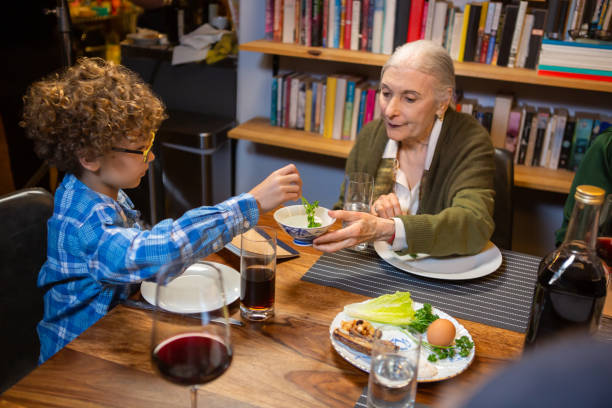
[272,55,279,76]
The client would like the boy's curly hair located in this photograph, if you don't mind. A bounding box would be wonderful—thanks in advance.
[21,57,167,175]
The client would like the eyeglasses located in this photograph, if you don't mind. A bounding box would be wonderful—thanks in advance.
[111,132,156,163]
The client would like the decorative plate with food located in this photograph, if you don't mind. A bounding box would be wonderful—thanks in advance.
[329,291,475,382]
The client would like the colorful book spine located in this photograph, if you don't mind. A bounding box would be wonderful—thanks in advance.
[274,0,283,41]
[364,87,376,124]
[357,87,367,133]
[537,70,612,82]
[372,0,384,53]
[333,0,342,47]
[342,79,356,139]
[322,0,329,47]
[420,1,429,40]
[271,76,278,125]
[265,0,275,40]
[312,0,323,46]
[531,110,550,166]
[304,80,313,132]
[360,0,370,50]
[515,108,535,164]
[323,76,337,138]
[344,0,353,49]
[486,3,502,65]
[407,0,425,42]
[350,0,361,50]
[458,4,471,62]
[569,116,595,170]
[339,0,346,49]
[557,119,576,169]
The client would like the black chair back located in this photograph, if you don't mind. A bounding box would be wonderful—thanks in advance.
[491,148,514,250]
[0,188,53,392]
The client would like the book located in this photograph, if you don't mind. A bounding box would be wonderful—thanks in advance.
[393,0,411,49]
[290,74,304,128]
[515,13,534,68]
[548,108,568,170]
[458,4,471,62]
[319,83,327,134]
[322,0,329,46]
[372,0,384,53]
[424,0,436,41]
[350,0,361,50]
[524,9,548,69]
[524,113,540,166]
[420,1,429,40]
[332,75,348,139]
[553,0,570,40]
[350,81,366,140]
[569,114,595,170]
[590,117,612,146]
[323,75,337,138]
[312,0,324,46]
[537,70,612,82]
[537,65,612,77]
[475,1,489,62]
[480,2,496,63]
[366,0,375,50]
[490,94,513,148]
[314,80,324,132]
[515,106,535,164]
[496,4,519,67]
[445,7,456,53]
[508,0,528,67]
[360,0,370,50]
[450,11,465,60]
[463,3,482,62]
[460,98,478,115]
[283,0,297,43]
[563,0,578,40]
[328,0,337,48]
[505,107,523,153]
[364,86,377,125]
[356,86,368,133]
[477,106,494,133]
[274,0,284,41]
[304,79,313,131]
[545,0,561,39]
[531,108,551,166]
[407,0,426,42]
[266,0,275,40]
[271,75,279,126]
[557,118,576,169]
[304,0,312,45]
[342,76,360,139]
[539,114,556,167]
[344,0,353,49]
[486,2,502,64]
[382,0,397,54]
[431,1,449,47]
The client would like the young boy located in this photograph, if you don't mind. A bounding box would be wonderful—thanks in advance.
[20,57,302,363]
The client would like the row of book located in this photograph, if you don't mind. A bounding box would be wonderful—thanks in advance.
[264,0,612,70]
[270,72,381,140]
[477,94,610,171]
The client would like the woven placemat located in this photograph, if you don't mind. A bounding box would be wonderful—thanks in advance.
[302,247,540,333]
[353,386,431,408]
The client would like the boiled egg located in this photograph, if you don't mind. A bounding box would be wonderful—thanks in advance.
[426,318,456,347]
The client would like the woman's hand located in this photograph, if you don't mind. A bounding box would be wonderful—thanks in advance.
[371,193,403,219]
[312,210,395,253]
[249,164,302,213]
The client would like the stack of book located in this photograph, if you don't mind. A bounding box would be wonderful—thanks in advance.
[537,39,612,82]
[271,72,381,141]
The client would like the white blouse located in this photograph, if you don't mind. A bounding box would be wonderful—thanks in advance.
[381,118,443,250]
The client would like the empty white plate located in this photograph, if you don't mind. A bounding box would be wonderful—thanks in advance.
[140,261,240,313]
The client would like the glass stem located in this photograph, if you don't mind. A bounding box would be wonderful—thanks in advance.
[191,385,198,408]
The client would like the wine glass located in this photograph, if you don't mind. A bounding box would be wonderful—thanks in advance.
[151,261,232,408]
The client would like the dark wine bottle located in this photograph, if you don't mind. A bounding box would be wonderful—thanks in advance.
[525,185,608,349]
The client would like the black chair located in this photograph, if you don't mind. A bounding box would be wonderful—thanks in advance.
[0,188,53,392]
[491,148,514,250]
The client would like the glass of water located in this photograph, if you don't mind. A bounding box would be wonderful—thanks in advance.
[343,172,374,251]
[367,331,421,408]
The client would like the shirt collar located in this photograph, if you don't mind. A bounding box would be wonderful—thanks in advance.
[381,117,443,171]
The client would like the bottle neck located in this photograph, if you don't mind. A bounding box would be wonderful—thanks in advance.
[563,200,602,250]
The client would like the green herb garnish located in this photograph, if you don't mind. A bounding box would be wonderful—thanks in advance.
[401,328,474,362]
[301,197,321,228]
[407,303,439,333]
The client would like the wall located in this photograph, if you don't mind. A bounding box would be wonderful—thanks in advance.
[234,0,608,257]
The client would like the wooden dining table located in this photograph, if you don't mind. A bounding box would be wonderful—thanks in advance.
[2,212,611,408]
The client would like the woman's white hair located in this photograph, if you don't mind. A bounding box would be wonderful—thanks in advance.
[381,40,455,105]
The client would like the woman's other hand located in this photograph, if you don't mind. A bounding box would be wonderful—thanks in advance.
[312,210,395,252]
[371,193,403,219]
[249,164,302,213]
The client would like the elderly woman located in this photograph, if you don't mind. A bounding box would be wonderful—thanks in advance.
[313,40,495,256]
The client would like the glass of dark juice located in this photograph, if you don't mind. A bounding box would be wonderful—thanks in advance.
[240,226,277,321]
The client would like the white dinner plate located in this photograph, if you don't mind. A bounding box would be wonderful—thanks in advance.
[141,261,240,313]
[329,300,475,382]
[373,241,503,280]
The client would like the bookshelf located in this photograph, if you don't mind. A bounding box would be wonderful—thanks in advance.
[239,40,612,93]
[229,117,575,193]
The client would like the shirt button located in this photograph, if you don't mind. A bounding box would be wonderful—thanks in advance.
[243,220,250,228]
[213,240,221,251]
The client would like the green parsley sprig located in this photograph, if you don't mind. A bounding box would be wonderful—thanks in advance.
[301,197,321,228]
[407,303,439,333]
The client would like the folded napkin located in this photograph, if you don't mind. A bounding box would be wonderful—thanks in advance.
[171,23,230,65]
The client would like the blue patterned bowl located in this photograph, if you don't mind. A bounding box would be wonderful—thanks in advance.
[274,205,336,246]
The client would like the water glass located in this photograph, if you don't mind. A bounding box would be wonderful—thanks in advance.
[240,226,277,321]
[367,332,421,408]
[344,172,374,251]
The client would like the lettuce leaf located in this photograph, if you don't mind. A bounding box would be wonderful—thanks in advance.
[343,291,416,325]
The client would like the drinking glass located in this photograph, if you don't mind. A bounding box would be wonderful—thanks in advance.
[240,226,277,321]
[151,261,232,408]
[344,172,374,251]
[367,332,421,408]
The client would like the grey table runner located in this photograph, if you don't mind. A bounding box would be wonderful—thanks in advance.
[353,387,430,408]
[302,247,541,333]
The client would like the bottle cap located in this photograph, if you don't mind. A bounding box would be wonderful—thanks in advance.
[575,185,605,205]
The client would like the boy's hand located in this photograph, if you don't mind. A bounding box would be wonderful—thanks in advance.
[249,164,303,213]
[312,210,395,252]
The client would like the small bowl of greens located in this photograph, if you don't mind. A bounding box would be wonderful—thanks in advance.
[274,198,336,246]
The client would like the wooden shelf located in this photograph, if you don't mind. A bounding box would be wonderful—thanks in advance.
[239,40,612,93]
[229,118,575,194]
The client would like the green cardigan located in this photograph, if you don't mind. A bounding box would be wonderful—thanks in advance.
[335,108,495,256]
[555,129,612,246]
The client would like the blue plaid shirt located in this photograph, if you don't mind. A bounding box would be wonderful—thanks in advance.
[37,174,259,363]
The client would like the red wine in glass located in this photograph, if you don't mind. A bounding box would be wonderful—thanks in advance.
[152,333,232,386]
[597,236,612,270]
